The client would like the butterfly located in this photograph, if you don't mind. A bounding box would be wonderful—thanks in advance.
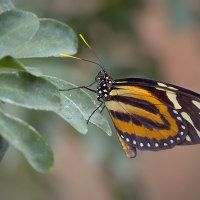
[60,34,200,158]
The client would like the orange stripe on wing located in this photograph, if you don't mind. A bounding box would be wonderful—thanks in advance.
[106,102,178,140]
[110,112,167,140]
[109,87,179,135]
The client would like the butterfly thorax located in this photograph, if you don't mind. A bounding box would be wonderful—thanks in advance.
[96,70,114,101]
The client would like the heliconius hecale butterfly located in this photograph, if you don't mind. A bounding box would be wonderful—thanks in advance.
[60,34,200,158]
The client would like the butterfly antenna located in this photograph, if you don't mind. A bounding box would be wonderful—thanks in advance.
[79,34,105,70]
[60,54,104,70]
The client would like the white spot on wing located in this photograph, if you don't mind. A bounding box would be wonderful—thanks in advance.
[166,92,182,109]
[147,143,151,147]
[181,112,200,137]
[170,140,174,143]
[126,138,130,142]
[177,116,182,121]
[164,143,168,146]
[168,86,178,90]
[158,82,167,87]
[192,100,200,109]
[156,87,165,91]
[181,125,186,130]
[140,142,144,147]
[133,140,136,144]
[173,110,178,114]
[155,143,159,147]
[180,131,184,135]
[186,135,191,142]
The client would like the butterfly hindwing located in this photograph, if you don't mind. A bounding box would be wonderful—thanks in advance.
[105,78,200,154]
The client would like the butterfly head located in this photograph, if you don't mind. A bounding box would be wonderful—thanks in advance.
[96,70,114,101]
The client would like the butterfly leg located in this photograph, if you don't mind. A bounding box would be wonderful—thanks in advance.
[59,81,97,93]
[87,100,103,124]
[100,105,106,113]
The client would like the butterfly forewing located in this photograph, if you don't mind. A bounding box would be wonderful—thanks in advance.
[105,78,199,154]
[174,93,200,145]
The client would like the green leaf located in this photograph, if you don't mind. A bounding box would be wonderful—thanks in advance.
[45,76,112,136]
[59,94,87,134]
[0,135,9,162]
[0,71,61,111]
[0,0,15,14]
[0,9,39,58]
[12,19,78,58]
[0,56,42,76]
[0,108,53,172]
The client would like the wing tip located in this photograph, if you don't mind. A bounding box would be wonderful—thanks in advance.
[125,146,137,158]
[117,134,137,158]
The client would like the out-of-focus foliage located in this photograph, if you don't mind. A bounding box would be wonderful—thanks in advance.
[0,0,79,172]
[0,0,112,172]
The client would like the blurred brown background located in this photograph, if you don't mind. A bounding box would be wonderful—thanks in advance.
[1,0,200,200]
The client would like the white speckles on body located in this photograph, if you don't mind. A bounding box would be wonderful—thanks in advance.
[104,94,108,97]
